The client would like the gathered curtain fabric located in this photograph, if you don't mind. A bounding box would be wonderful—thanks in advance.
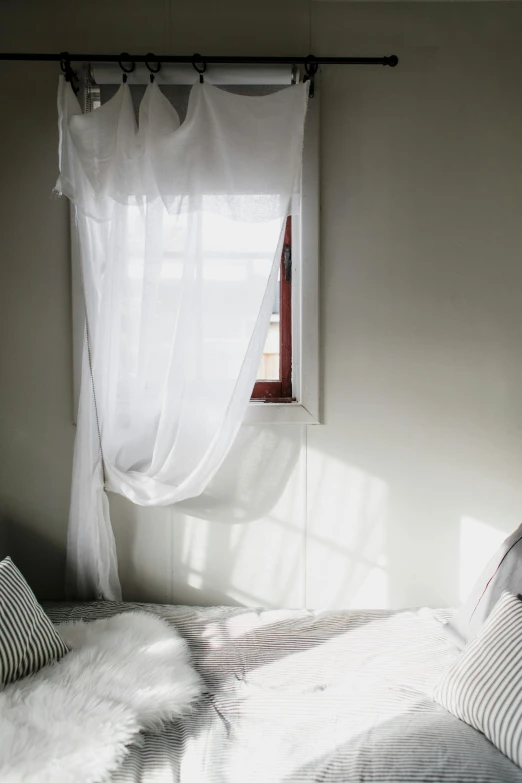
[56,76,308,600]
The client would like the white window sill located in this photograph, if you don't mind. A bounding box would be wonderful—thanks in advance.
[245,401,319,425]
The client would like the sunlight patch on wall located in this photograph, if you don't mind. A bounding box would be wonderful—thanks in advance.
[459,516,505,603]
[306,449,389,609]
[225,510,303,606]
[349,564,388,610]
[187,571,204,591]
[172,425,306,607]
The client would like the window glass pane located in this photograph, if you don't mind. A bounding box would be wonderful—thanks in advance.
[257,269,280,380]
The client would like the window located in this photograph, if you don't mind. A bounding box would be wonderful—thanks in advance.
[252,216,293,401]
[71,65,319,425]
[246,86,319,424]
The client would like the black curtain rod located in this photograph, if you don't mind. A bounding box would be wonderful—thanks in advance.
[0,52,399,67]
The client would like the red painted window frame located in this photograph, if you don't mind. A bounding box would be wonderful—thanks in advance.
[251,216,293,402]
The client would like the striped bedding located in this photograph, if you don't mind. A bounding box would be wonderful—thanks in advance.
[44,601,522,783]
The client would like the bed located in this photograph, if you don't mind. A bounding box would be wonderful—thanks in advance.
[44,601,522,783]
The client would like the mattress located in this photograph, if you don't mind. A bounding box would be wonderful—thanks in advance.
[44,601,522,783]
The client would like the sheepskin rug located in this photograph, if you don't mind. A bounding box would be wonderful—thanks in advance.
[0,611,203,783]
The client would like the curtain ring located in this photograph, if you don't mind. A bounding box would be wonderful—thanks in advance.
[145,53,161,83]
[59,51,79,95]
[119,52,135,84]
[303,54,318,98]
[192,53,206,84]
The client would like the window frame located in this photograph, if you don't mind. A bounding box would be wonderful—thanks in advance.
[71,69,320,426]
[251,215,293,402]
[244,86,320,424]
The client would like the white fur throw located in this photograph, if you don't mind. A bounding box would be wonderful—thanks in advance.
[0,611,203,783]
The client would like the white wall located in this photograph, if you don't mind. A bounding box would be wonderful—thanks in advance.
[1,1,522,609]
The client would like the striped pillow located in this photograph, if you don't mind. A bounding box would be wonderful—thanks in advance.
[0,557,68,688]
[435,591,522,769]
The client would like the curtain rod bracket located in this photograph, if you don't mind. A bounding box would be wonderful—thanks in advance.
[145,53,161,83]
[192,53,207,84]
[59,51,79,94]
[303,54,318,98]
[118,52,135,84]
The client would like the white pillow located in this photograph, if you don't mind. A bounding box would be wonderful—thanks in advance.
[445,522,522,649]
[435,591,522,769]
[0,557,68,688]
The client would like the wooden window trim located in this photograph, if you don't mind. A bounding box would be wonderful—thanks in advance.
[251,216,293,402]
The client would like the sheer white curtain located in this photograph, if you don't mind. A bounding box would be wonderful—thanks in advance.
[56,76,308,600]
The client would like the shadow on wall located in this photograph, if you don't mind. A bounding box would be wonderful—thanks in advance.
[111,419,517,610]
[111,426,416,610]
[176,425,302,523]
[306,452,389,610]
[110,424,305,607]
[0,512,65,599]
[171,426,306,605]
[306,441,517,611]
[106,396,517,609]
